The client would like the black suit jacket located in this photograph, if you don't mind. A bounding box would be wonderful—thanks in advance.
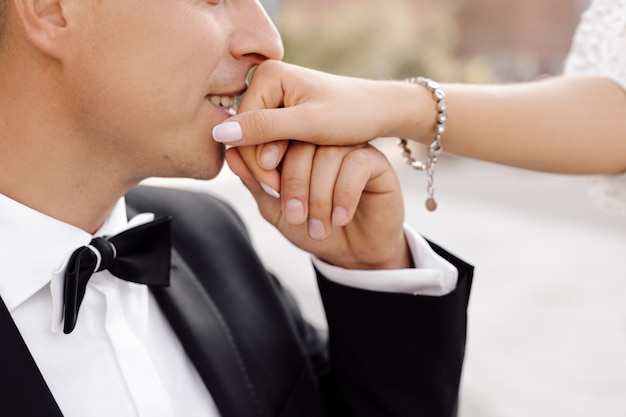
[0,185,473,417]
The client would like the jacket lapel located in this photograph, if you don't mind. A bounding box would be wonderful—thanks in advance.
[126,187,326,417]
[0,296,63,417]
[152,249,262,417]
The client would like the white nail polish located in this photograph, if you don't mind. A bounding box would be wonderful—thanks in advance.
[212,121,243,143]
[259,182,280,198]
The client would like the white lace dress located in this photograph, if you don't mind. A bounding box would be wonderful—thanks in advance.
[563,0,626,214]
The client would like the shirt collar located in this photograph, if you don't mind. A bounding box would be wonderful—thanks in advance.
[0,193,129,312]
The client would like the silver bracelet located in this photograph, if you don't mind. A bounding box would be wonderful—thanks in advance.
[399,77,447,211]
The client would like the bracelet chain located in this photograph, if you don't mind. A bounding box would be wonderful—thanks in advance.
[399,77,447,211]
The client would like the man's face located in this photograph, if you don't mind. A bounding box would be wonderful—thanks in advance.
[64,0,283,182]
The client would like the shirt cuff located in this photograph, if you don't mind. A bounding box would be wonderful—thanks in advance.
[311,224,458,296]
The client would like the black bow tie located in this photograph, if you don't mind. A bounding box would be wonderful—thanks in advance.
[63,216,172,334]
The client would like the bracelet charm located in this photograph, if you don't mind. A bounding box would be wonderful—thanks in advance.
[399,77,447,212]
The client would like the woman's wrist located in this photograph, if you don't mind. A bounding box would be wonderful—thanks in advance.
[375,80,438,144]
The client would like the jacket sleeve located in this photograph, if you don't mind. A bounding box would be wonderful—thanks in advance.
[309,242,473,417]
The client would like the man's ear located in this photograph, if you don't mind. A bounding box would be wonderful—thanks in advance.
[12,0,68,59]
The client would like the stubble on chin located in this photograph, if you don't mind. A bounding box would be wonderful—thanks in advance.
[200,143,226,180]
[163,141,226,181]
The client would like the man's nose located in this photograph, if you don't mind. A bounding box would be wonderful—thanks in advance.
[230,1,284,63]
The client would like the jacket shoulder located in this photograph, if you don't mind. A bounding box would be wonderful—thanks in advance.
[125,185,250,242]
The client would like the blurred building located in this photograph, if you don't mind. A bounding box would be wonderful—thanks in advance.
[273,0,591,80]
[455,0,591,79]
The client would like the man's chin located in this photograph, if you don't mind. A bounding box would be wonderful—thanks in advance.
[152,146,226,181]
[193,158,225,181]
[185,140,226,179]
[199,145,226,180]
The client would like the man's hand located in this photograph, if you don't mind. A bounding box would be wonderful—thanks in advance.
[225,142,410,270]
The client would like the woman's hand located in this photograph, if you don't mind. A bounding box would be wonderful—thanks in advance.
[214,60,404,146]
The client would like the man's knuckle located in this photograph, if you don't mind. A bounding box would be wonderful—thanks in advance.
[347,149,370,166]
[282,177,309,194]
[335,187,357,202]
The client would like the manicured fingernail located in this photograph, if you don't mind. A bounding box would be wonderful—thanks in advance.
[259,144,281,169]
[285,199,305,224]
[259,182,280,198]
[332,207,348,226]
[308,219,326,240]
[213,122,243,143]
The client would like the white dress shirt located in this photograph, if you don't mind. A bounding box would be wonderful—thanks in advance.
[0,191,457,417]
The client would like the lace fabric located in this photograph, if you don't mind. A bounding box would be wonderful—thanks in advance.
[563,0,626,215]
[564,0,626,87]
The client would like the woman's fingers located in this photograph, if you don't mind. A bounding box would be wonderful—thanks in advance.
[213,60,381,147]
[213,61,315,145]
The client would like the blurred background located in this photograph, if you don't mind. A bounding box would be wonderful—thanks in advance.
[149,1,626,415]
[269,0,588,81]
